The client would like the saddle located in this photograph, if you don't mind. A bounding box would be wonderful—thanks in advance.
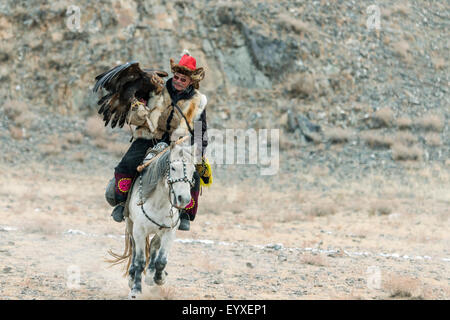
[105,142,169,218]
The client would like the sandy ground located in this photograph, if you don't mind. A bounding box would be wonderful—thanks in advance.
[0,162,448,300]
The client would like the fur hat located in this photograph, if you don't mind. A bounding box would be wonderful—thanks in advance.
[170,49,205,89]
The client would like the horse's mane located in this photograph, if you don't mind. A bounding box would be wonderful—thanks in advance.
[141,149,170,199]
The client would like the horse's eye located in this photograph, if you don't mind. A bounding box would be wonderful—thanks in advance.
[171,167,175,171]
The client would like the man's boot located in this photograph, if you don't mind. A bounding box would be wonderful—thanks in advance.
[178,209,190,231]
[112,204,125,222]
[111,172,133,223]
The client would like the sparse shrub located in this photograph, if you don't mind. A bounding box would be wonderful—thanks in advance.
[361,131,393,149]
[392,40,412,62]
[394,132,418,146]
[369,200,394,216]
[289,73,315,98]
[424,133,442,147]
[93,138,109,150]
[2,99,28,120]
[300,253,327,267]
[416,115,444,132]
[71,152,86,162]
[305,201,336,217]
[64,132,84,144]
[325,128,351,144]
[384,275,423,299]
[9,126,24,140]
[279,132,298,151]
[431,56,446,70]
[278,14,310,34]
[391,143,423,161]
[39,144,62,156]
[371,107,394,128]
[13,112,36,129]
[391,4,411,16]
[397,117,413,130]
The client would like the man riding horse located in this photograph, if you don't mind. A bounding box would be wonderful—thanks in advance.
[94,51,211,231]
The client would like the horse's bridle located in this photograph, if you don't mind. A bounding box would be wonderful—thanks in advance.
[137,156,195,230]
[166,158,196,209]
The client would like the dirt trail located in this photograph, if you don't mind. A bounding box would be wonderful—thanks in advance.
[0,164,448,300]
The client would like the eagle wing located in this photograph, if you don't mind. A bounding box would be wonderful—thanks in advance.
[93,61,168,128]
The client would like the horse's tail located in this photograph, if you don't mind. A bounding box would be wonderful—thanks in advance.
[106,226,151,277]
[107,225,134,277]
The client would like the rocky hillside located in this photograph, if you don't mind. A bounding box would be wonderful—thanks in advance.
[0,0,448,175]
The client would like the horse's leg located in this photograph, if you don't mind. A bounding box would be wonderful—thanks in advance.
[126,219,136,289]
[145,233,161,286]
[154,229,176,286]
[127,236,136,289]
[129,225,146,299]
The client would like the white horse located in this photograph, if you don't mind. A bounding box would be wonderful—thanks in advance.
[109,141,196,299]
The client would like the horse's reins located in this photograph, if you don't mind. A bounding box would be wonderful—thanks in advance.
[137,169,177,230]
[137,145,195,230]
[136,136,189,173]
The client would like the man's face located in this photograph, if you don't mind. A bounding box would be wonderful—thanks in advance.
[172,72,192,91]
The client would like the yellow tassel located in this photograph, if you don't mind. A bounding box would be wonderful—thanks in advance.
[196,157,213,187]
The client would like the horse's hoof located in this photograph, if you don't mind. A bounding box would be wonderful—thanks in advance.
[128,289,140,300]
[154,271,168,286]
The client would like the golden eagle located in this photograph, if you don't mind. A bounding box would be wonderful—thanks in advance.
[93,61,168,128]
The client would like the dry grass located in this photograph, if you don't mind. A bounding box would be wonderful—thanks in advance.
[391,3,412,16]
[300,253,328,267]
[324,127,351,144]
[278,13,311,34]
[392,40,412,63]
[9,126,25,140]
[391,143,423,161]
[71,151,86,162]
[64,132,84,144]
[431,56,446,70]
[304,200,337,217]
[415,114,444,132]
[39,134,68,155]
[289,73,315,97]
[39,144,62,156]
[307,132,323,145]
[396,117,413,130]
[93,138,109,150]
[279,132,298,151]
[424,133,442,147]
[372,107,395,128]
[394,132,418,146]
[2,99,28,120]
[361,131,393,149]
[369,200,395,216]
[13,112,37,129]
[383,275,424,299]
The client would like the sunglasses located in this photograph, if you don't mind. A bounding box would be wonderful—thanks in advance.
[174,75,188,83]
